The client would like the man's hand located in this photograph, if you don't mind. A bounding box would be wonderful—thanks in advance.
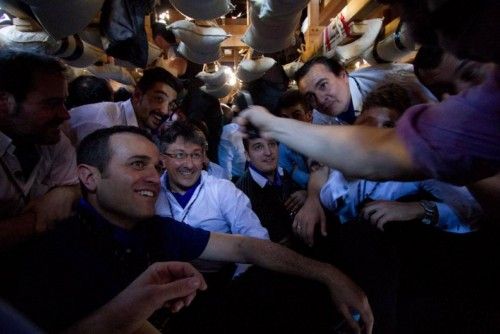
[23,185,80,233]
[293,196,326,247]
[66,262,207,334]
[360,200,424,231]
[235,105,276,138]
[327,267,374,334]
[284,190,306,215]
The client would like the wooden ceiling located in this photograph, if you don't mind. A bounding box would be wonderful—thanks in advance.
[155,1,401,67]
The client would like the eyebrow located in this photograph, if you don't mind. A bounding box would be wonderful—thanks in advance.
[314,78,327,90]
[151,90,170,97]
[127,155,152,161]
[454,59,471,74]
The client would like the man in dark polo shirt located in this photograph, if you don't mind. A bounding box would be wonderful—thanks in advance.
[0,126,373,334]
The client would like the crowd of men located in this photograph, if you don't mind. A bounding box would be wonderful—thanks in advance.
[0,0,499,333]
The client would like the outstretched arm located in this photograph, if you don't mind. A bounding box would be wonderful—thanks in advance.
[237,106,421,181]
[201,233,373,334]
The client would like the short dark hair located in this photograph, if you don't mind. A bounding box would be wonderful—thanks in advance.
[294,56,345,83]
[413,46,445,82]
[242,130,264,151]
[0,49,66,103]
[77,126,154,174]
[152,22,177,44]
[66,75,113,109]
[137,67,182,94]
[275,89,309,115]
[362,83,412,116]
[113,87,133,102]
[181,88,223,162]
[157,121,207,154]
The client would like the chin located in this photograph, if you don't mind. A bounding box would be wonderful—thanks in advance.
[147,122,160,132]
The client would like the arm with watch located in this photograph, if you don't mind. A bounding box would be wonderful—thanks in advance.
[359,177,483,232]
[360,200,439,231]
[360,192,481,233]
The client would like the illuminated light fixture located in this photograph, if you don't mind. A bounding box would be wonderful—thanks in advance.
[158,10,170,24]
[223,48,233,56]
[231,12,243,19]
[224,66,237,86]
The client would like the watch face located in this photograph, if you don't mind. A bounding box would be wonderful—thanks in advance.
[419,200,438,226]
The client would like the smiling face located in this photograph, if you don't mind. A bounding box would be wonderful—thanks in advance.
[298,63,351,117]
[6,72,69,145]
[132,82,177,132]
[87,133,162,229]
[245,138,279,178]
[161,137,205,194]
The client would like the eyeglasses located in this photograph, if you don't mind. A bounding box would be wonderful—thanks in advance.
[162,152,204,161]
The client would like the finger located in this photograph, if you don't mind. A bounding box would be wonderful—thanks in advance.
[359,305,374,334]
[158,277,203,303]
[376,217,388,232]
[170,300,185,313]
[304,221,315,246]
[361,207,371,220]
[368,211,384,225]
[376,221,384,231]
[184,290,198,307]
[339,305,361,334]
[292,217,300,234]
[320,218,328,237]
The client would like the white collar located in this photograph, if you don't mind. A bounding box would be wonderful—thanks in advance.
[0,130,14,156]
[160,170,208,193]
[123,99,139,127]
[248,166,284,188]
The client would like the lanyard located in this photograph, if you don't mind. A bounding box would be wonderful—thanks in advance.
[166,182,204,223]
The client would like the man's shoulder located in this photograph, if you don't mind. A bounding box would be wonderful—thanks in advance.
[203,171,236,189]
[69,101,125,126]
[234,170,253,188]
[38,131,74,157]
[69,101,120,116]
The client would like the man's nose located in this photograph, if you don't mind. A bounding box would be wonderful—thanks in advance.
[183,155,196,167]
[263,145,272,155]
[145,166,161,184]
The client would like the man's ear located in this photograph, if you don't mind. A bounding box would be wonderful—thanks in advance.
[131,88,143,106]
[244,151,250,162]
[0,91,16,116]
[340,70,348,81]
[77,164,100,193]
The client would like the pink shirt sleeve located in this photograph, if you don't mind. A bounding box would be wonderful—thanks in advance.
[396,68,500,185]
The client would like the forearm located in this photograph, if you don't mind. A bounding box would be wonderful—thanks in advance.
[268,118,418,180]
[239,237,341,285]
[307,166,329,197]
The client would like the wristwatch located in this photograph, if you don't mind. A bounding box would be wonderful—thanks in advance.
[419,200,438,226]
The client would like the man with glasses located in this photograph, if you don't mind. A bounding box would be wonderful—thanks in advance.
[156,121,268,242]
[67,67,181,145]
[154,121,372,334]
